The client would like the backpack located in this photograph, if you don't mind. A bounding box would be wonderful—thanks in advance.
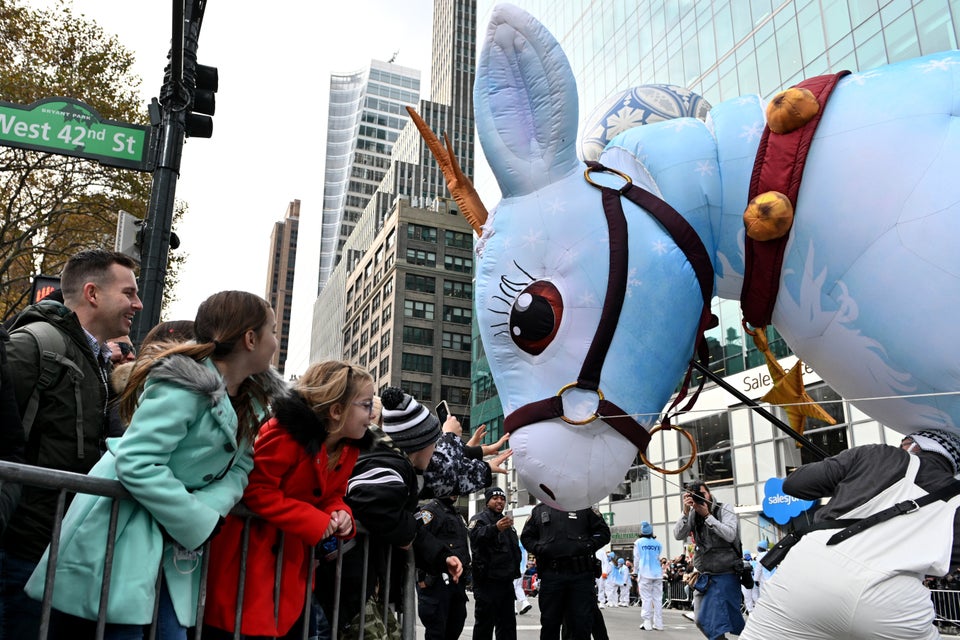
[14,323,87,458]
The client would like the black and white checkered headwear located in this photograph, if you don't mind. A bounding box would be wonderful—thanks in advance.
[380,387,440,454]
[908,429,960,474]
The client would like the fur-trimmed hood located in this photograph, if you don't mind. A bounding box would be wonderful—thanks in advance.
[146,354,288,407]
[271,391,327,455]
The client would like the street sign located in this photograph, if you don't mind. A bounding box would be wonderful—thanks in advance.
[0,97,153,171]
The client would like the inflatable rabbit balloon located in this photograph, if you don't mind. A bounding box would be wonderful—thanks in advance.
[421,4,960,510]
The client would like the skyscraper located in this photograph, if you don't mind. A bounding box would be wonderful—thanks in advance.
[317,60,421,295]
[311,0,478,420]
[265,199,299,375]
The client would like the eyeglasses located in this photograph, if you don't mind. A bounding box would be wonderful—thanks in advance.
[118,342,136,358]
[352,400,375,416]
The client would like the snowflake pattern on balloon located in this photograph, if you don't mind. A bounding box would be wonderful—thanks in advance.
[578,84,712,161]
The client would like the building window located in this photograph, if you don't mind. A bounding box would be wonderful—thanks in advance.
[383,277,394,297]
[611,456,650,502]
[405,273,436,293]
[441,385,471,404]
[403,326,434,346]
[380,331,390,350]
[441,331,471,351]
[402,353,433,373]
[379,356,389,377]
[689,413,733,487]
[406,249,437,267]
[404,300,435,320]
[443,255,472,273]
[443,306,472,325]
[441,358,471,378]
[407,223,438,243]
[443,280,472,299]
[382,303,392,323]
[405,380,433,402]
[777,383,849,469]
[444,229,471,249]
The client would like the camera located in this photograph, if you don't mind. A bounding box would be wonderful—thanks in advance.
[684,482,707,505]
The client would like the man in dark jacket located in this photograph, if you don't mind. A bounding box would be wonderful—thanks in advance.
[0,250,140,639]
[469,485,522,640]
[0,327,24,533]
[521,504,610,640]
[416,495,471,640]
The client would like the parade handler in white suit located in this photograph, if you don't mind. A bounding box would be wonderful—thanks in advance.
[596,549,615,608]
[742,429,960,640]
[633,521,663,631]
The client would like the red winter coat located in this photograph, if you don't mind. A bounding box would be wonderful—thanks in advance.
[204,398,358,637]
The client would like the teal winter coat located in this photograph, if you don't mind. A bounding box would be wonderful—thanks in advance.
[25,355,284,626]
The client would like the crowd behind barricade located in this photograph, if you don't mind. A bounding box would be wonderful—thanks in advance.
[0,250,519,640]
[3,251,960,640]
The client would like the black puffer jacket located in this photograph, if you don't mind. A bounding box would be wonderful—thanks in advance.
[4,301,110,561]
[0,327,25,532]
[316,428,451,627]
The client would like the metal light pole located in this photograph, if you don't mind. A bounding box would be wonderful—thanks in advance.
[132,0,207,345]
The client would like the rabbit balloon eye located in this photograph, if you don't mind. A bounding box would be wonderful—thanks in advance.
[509,281,563,355]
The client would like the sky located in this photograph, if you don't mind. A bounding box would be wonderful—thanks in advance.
[30,0,437,376]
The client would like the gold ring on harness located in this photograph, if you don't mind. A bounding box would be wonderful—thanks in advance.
[641,424,698,475]
[584,164,634,189]
[557,382,603,425]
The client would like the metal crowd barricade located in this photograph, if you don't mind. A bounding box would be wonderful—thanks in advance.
[932,589,960,635]
[0,460,417,640]
[665,577,691,609]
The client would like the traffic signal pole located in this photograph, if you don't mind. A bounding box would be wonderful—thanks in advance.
[132,0,205,345]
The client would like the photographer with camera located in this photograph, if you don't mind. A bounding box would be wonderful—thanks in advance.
[673,480,745,640]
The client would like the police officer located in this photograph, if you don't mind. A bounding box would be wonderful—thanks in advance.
[416,494,471,640]
[521,504,610,640]
[469,485,521,640]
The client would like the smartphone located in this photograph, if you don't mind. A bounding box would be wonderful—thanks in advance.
[435,400,450,424]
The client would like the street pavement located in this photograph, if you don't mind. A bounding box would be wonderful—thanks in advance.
[415,595,709,639]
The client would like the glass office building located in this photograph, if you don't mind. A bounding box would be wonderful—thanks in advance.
[472,0,960,556]
[317,61,421,296]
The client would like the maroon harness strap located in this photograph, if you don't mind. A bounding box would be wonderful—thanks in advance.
[740,71,850,327]
[503,163,716,450]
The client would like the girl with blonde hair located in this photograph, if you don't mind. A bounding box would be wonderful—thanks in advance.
[204,360,374,639]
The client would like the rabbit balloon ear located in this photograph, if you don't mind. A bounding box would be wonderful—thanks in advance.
[475,4,581,198]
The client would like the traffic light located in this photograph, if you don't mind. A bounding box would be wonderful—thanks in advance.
[30,275,61,303]
[185,62,218,138]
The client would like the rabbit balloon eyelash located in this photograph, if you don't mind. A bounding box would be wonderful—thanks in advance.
[487,262,564,355]
[489,261,536,319]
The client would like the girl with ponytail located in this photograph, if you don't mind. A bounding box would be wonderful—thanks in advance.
[25,291,286,640]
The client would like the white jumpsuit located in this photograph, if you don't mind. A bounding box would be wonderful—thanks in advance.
[742,456,959,639]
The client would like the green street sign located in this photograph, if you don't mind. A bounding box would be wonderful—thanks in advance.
[0,97,153,171]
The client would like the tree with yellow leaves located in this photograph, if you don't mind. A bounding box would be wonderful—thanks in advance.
[0,0,185,322]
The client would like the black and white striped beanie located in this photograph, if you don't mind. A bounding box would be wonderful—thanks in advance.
[908,429,960,474]
[380,387,440,454]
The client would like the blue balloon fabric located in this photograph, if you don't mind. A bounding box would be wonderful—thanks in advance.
[472,3,960,510]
